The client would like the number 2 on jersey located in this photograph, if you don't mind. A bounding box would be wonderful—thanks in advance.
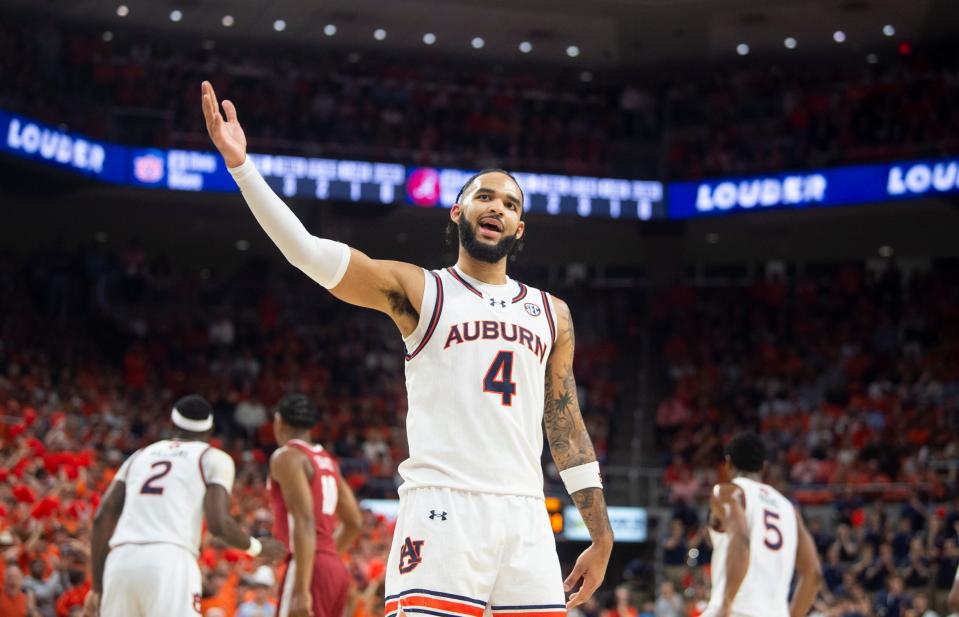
[484,351,516,406]
[140,460,173,495]
[763,508,783,550]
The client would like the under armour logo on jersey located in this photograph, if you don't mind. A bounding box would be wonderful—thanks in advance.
[398,537,425,574]
[429,510,448,520]
[490,298,506,308]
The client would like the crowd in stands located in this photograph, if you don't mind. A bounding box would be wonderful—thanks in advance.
[1,19,958,180]
[0,243,630,615]
[650,261,959,616]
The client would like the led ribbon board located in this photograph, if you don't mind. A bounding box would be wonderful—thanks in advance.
[1,108,664,220]
[667,157,959,218]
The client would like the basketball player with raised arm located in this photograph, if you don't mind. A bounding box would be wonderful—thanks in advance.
[703,432,822,617]
[269,394,363,617]
[84,395,286,617]
[200,80,613,613]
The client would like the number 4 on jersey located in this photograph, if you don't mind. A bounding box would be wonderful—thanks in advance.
[484,351,516,406]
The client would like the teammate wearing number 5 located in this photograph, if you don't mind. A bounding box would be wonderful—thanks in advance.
[84,395,287,617]
[268,394,363,617]
[704,432,823,617]
[201,79,613,612]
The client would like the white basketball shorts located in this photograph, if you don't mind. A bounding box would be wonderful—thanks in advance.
[101,543,202,617]
[385,487,566,617]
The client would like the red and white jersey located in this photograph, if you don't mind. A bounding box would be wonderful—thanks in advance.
[268,439,340,557]
[399,266,558,498]
[109,439,235,557]
[705,477,798,617]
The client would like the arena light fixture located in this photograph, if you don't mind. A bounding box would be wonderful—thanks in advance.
[324,24,337,36]
[236,240,251,252]
[273,19,286,32]
[866,52,879,64]
[736,43,749,56]
[878,245,894,257]
[566,45,580,58]
[882,24,895,37]
[374,28,387,41]
[833,30,846,43]
[519,41,532,54]
[580,71,593,82]
[221,15,234,27]
[116,5,129,17]
[102,31,114,42]
[423,32,436,45]
[202,39,216,50]
[784,37,797,49]
[169,9,183,22]
[471,37,485,49]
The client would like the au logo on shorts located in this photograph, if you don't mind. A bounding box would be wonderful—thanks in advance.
[524,302,541,316]
[193,593,202,614]
[398,537,425,574]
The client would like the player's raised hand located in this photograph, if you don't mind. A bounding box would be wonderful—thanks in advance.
[201,81,247,168]
[563,540,611,609]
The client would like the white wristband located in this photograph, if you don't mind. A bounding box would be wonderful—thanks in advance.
[559,461,603,494]
[245,537,262,557]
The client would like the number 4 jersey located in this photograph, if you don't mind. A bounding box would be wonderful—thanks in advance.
[399,266,559,498]
[705,477,799,617]
[109,440,236,556]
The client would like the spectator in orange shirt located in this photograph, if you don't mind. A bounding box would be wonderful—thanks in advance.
[0,564,33,617]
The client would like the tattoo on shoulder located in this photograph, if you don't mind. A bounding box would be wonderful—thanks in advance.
[384,288,418,319]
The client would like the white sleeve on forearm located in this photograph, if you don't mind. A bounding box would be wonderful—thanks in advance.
[228,157,351,289]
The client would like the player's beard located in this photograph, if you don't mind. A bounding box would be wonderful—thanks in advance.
[457,216,519,264]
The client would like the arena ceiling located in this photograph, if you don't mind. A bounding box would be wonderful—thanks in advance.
[3,0,958,68]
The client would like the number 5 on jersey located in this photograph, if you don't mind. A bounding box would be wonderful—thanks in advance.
[484,351,516,406]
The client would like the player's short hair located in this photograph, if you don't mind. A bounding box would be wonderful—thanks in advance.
[173,395,213,421]
[455,168,525,210]
[277,393,317,429]
[725,431,767,472]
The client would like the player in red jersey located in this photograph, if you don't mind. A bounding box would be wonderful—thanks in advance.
[269,394,363,617]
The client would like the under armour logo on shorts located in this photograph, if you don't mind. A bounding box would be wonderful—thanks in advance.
[429,510,448,520]
[489,298,506,308]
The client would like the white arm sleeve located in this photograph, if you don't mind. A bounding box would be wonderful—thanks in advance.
[228,157,351,289]
[200,448,236,493]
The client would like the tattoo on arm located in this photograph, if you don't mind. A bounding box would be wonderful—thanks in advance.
[572,487,613,540]
[544,301,612,541]
[543,303,594,469]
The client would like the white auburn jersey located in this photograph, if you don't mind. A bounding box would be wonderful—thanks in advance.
[399,266,559,498]
[109,439,235,557]
[705,477,798,617]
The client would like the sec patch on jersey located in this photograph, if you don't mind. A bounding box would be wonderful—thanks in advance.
[524,302,542,316]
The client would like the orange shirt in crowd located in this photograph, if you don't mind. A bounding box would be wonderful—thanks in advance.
[201,572,239,617]
[0,587,28,617]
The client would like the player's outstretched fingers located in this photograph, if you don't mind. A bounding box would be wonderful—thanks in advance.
[222,99,239,124]
[566,574,599,609]
[563,562,586,593]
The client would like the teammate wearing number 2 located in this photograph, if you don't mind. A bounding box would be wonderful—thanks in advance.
[84,395,286,617]
[201,79,613,613]
[268,394,363,617]
[703,432,822,617]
